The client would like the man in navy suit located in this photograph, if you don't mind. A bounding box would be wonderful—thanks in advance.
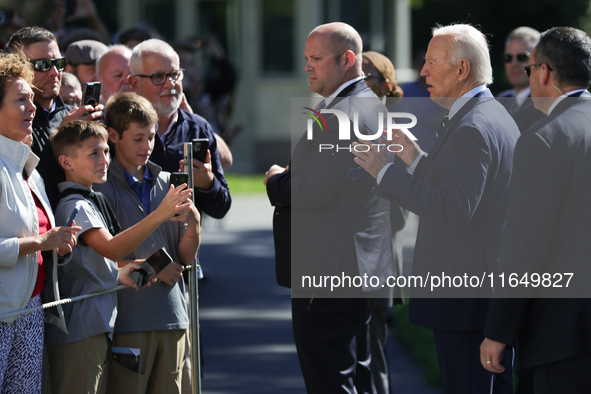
[352,24,519,393]
[481,27,591,394]
[266,22,395,393]
[497,27,545,133]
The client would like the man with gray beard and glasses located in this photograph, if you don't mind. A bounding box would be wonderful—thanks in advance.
[129,39,231,218]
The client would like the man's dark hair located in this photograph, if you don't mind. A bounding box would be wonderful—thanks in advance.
[6,26,56,53]
[536,27,591,88]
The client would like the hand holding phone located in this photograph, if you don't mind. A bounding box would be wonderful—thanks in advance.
[192,138,209,163]
[170,172,189,190]
[82,82,101,107]
[55,204,82,256]
[130,248,174,288]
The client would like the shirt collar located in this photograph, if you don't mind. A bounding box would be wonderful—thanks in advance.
[515,86,531,108]
[448,84,487,120]
[43,100,57,118]
[515,86,531,98]
[58,181,93,193]
[547,89,591,115]
[0,134,38,173]
[122,165,153,187]
[155,110,179,138]
[324,76,364,107]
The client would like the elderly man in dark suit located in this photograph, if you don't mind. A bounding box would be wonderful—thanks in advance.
[265,22,395,393]
[497,27,545,133]
[352,24,519,393]
[481,27,591,394]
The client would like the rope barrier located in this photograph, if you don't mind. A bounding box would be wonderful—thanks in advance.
[0,265,194,321]
[1,285,127,321]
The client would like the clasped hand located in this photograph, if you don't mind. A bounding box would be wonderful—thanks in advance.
[351,130,422,179]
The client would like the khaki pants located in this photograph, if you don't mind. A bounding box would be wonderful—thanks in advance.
[107,330,185,394]
[47,333,109,394]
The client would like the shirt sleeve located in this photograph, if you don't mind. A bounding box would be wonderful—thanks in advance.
[194,122,232,219]
[409,152,428,174]
[56,197,106,234]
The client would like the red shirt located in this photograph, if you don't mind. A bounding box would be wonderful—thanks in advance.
[26,181,49,298]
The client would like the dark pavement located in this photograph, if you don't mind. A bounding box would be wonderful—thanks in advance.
[198,195,441,394]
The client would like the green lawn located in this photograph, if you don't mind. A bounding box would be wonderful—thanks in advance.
[225,173,267,195]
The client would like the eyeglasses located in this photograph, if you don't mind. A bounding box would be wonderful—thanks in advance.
[502,52,530,63]
[365,73,385,81]
[524,63,553,77]
[29,57,66,72]
[134,69,185,85]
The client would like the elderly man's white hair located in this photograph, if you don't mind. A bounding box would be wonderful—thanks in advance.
[96,44,132,78]
[432,24,493,85]
[129,39,179,75]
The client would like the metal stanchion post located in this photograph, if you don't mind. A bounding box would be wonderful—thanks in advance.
[183,143,201,394]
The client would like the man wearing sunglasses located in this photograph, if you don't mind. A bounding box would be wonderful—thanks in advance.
[497,27,545,133]
[482,27,591,393]
[6,27,104,204]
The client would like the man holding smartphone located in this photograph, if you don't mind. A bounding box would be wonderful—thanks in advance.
[129,39,231,219]
[6,27,104,205]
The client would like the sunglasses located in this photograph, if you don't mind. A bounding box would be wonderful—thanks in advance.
[365,72,385,81]
[134,69,185,86]
[524,63,553,77]
[502,53,530,63]
[29,57,66,72]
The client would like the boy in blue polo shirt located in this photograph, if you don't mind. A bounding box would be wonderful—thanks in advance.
[94,93,200,393]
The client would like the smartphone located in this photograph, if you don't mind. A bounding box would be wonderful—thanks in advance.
[192,138,209,163]
[170,172,189,190]
[130,248,174,288]
[82,82,101,106]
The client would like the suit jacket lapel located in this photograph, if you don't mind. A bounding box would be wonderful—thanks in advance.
[293,81,366,171]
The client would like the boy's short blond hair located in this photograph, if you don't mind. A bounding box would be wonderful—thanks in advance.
[51,120,109,163]
[105,92,158,138]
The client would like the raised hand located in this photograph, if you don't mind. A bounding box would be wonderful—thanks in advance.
[192,150,215,190]
[60,104,105,126]
[154,184,193,222]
